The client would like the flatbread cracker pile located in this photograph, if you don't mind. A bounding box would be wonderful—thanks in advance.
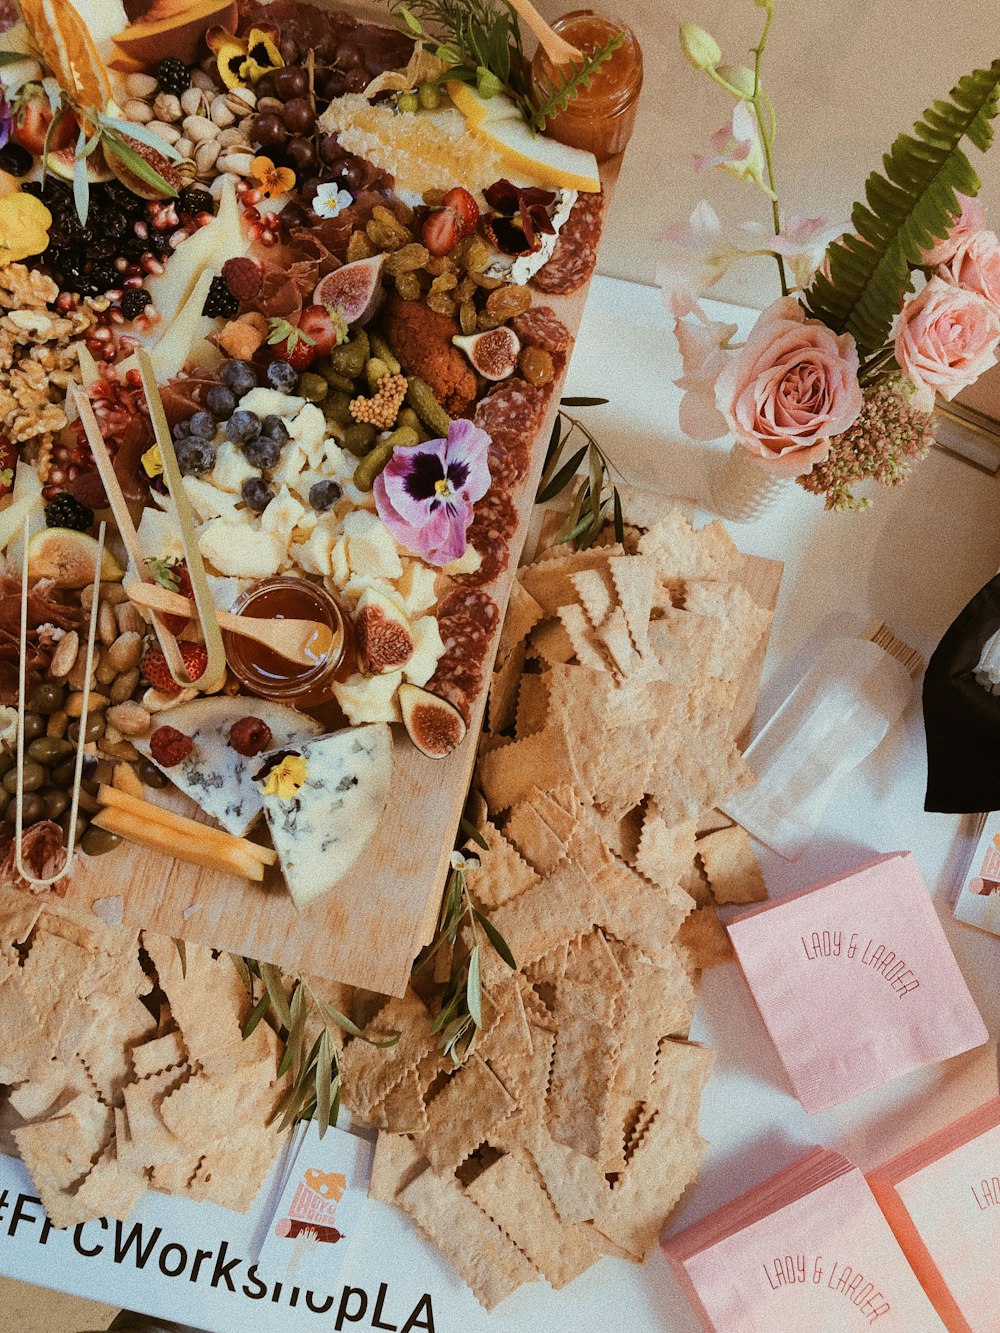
[361,508,773,1309]
[0,888,289,1227]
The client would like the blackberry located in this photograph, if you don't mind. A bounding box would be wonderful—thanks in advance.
[120,288,152,321]
[178,188,215,218]
[44,493,94,532]
[202,275,239,319]
[158,57,191,95]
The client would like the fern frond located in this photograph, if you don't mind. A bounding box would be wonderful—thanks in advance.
[529,31,625,132]
[804,60,1000,357]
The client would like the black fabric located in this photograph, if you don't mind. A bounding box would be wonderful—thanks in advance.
[923,571,1000,813]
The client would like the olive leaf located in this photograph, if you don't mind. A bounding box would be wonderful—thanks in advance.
[172,937,187,979]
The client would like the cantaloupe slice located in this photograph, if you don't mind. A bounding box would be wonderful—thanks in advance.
[471,115,600,193]
[19,0,114,108]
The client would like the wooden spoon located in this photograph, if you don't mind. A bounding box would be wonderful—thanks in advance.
[508,0,583,65]
[127,582,339,669]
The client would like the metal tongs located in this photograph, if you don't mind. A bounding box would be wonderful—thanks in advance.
[70,348,225,692]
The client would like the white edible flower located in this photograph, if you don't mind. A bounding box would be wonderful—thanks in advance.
[313,183,354,219]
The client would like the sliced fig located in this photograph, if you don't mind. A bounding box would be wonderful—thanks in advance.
[355,587,414,675]
[27,528,124,588]
[453,327,520,381]
[399,683,467,759]
[104,133,182,201]
[313,255,385,327]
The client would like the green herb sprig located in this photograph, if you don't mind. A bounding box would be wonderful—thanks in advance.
[536,397,624,550]
[232,957,400,1139]
[416,820,516,1065]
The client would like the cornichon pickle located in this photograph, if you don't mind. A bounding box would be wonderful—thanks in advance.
[384,426,419,450]
[405,376,452,438]
[364,356,389,392]
[369,331,401,374]
[323,391,354,426]
[353,438,396,491]
[330,330,369,379]
[317,364,356,394]
[342,422,377,456]
[81,825,122,856]
[297,372,328,403]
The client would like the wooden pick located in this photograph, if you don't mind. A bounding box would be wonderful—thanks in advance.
[508,0,582,65]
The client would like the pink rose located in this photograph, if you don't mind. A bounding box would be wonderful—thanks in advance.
[715,296,863,475]
[939,228,1000,305]
[895,275,1000,410]
[920,192,985,266]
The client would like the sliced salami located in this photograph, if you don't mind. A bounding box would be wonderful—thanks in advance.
[511,306,574,357]
[532,192,605,295]
[458,488,518,587]
[474,379,550,484]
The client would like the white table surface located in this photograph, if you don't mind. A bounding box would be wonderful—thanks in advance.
[4,275,999,1333]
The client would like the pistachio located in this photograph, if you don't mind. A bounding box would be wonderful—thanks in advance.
[123,98,154,124]
[50,630,80,679]
[98,600,119,647]
[108,631,143,674]
[190,69,216,93]
[174,138,195,160]
[210,95,236,128]
[219,151,255,176]
[180,87,207,117]
[147,120,182,146]
[106,701,152,737]
[224,86,257,115]
[114,602,146,636]
[110,668,141,706]
[183,115,219,144]
[195,139,221,177]
[125,73,158,100]
[217,126,251,150]
[66,691,109,718]
[152,92,182,123]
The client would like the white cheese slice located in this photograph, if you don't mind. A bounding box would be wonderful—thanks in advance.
[133,697,323,837]
[258,725,394,910]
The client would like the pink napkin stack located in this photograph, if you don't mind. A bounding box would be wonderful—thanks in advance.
[868,1097,1000,1333]
[663,1147,947,1331]
[726,852,988,1112]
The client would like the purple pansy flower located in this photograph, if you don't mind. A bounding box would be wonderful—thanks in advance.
[0,87,11,152]
[373,418,491,566]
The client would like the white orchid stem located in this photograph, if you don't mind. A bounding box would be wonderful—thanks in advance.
[750,5,789,296]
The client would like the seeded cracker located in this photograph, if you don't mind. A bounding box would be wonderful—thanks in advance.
[463,819,538,909]
[504,799,566,875]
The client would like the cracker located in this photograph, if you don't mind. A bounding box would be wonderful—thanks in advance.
[647,1040,716,1128]
[488,640,526,735]
[370,1067,429,1135]
[638,513,738,582]
[399,1167,539,1310]
[608,554,656,655]
[504,800,565,876]
[678,905,733,970]
[120,1067,189,1169]
[515,671,550,737]
[464,820,538,910]
[73,1144,146,1222]
[636,807,698,893]
[486,861,602,973]
[466,1151,605,1289]
[527,1129,613,1224]
[528,618,575,666]
[478,727,578,814]
[570,567,616,629]
[188,1125,280,1211]
[421,1055,515,1172]
[7,1055,95,1122]
[132,1030,187,1080]
[684,579,770,679]
[524,940,568,987]
[594,859,692,962]
[12,1092,114,1230]
[558,601,612,672]
[339,990,436,1116]
[0,886,43,961]
[140,932,247,1077]
[595,606,637,678]
[520,546,624,617]
[592,1114,706,1260]
[369,1132,427,1203]
[546,1009,620,1160]
[559,930,625,1025]
[696,824,768,905]
[0,970,47,1082]
[496,583,544,665]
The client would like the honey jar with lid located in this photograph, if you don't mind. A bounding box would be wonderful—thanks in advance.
[530,10,643,162]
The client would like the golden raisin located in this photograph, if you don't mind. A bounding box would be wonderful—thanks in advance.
[347,229,377,262]
[395,271,423,301]
[486,284,533,321]
[384,242,431,276]
[426,291,458,318]
[459,299,478,335]
[519,345,554,387]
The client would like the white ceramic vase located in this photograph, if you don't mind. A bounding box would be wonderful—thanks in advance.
[711,440,795,523]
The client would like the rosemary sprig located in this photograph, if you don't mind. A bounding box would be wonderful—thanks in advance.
[416,841,516,1065]
[233,958,400,1139]
[536,397,624,549]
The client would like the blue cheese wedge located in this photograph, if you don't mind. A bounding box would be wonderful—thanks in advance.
[257,726,394,910]
[133,697,323,838]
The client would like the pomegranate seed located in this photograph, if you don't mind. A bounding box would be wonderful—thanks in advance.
[133,221,149,240]
[49,468,65,485]
[242,188,261,206]
[195,212,214,227]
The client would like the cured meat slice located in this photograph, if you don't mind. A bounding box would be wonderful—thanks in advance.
[512,307,574,357]
[475,379,550,485]
[457,489,518,588]
[532,192,605,295]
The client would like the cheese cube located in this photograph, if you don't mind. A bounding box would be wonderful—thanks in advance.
[394,561,439,617]
[199,519,285,579]
[240,388,304,419]
[261,484,306,551]
[404,615,445,687]
[209,440,259,495]
[182,475,240,522]
[332,671,403,724]
[343,510,403,580]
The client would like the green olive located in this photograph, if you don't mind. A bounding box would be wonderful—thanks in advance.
[137,758,169,789]
[29,682,66,716]
[0,748,16,779]
[22,713,45,742]
[16,762,46,793]
[28,737,74,765]
[80,776,99,796]
[51,759,76,787]
[298,372,328,404]
[397,90,418,113]
[41,788,69,820]
[68,714,105,744]
[417,82,441,110]
[19,793,46,826]
[80,826,122,857]
[58,810,88,844]
[343,422,376,456]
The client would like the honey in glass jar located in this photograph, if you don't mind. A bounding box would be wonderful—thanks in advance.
[530,10,643,161]
[222,575,351,710]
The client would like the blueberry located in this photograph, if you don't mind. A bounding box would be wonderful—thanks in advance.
[206,384,237,420]
[172,419,189,441]
[189,410,215,438]
[266,359,299,394]
[309,479,342,512]
[225,409,262,444]
[175,437,216,476]
[261,415,290,444]
[244,434,281,469]
[221,358,259,396]
[242,477,274,513]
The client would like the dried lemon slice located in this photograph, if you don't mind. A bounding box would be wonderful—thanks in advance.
[20,0,113,109]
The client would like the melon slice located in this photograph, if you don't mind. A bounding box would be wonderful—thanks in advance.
[111,0,238,67]
[145,268,217,382]
[471,115,600,193]
[145,176,244,328]
[132,696,324,837]
[446,82,523,129]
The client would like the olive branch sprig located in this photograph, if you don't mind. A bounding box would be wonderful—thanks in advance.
[536,396,624,550]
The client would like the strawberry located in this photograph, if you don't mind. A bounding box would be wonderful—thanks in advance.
[266,316,316,371]
[141,641,209,694]
[0,437,16,499]
[422,186,479,257]
[147,559,193,637]
[12,94,76,157]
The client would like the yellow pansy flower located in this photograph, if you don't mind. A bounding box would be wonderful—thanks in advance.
[251,156,296,200]
[0,193,51,268]
[262,754,308,800]
[141,442,163,479]
[207,24,284,91]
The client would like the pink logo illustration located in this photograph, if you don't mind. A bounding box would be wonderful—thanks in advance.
[275,1169,347,1243]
